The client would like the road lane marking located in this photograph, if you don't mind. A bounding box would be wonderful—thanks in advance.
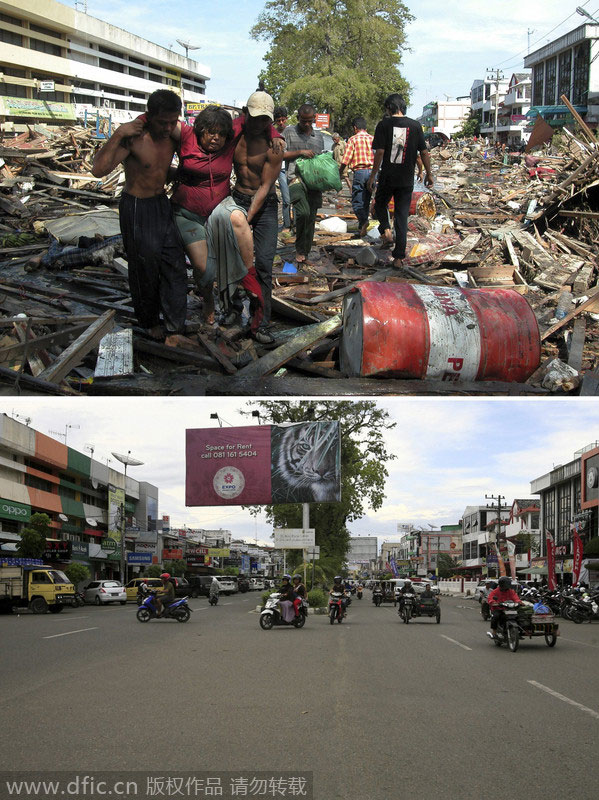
[43,627,98,639]
[559,637,599,650]
[51,616,89,621]
[440,634,472,651]
[528,681,599,720]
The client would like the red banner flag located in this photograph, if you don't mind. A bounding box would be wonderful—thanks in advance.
[545,529,557,590]
[571,523,584,586]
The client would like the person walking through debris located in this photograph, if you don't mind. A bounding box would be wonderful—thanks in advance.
[274,106,292,235]
[92,89,192,347]
[283,104,324,265]
[367,94,433,268]
[205,89,283,344]
[165,102,282,336]
[340,117,374,239]
[332,132,346,165]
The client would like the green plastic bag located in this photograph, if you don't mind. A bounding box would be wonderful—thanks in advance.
[295,152,342,192]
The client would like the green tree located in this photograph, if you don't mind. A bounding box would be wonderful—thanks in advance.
[454,113,480,139]
[163,559,187,577]
[147,564,164,578]
[244,400,395,576]
[16,512,51,559]
[64,562,90,588]
[436,552,459,578]
[251,1,413,132]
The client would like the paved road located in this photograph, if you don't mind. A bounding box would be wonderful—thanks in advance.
[1,592,598,800]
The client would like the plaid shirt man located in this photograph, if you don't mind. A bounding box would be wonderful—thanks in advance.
[341,130,374,171]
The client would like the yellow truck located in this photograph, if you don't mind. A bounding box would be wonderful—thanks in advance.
[0,560,75,614]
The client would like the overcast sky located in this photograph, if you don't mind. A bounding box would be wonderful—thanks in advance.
[73,0,598,115]
[6,398,598,548]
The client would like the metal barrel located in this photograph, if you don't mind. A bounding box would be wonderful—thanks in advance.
[409,191,436,219]
[340,282,541,382]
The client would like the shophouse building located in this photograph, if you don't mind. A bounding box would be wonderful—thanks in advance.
[523,21,599,130]
[0,414,158,581]
[0,0,211,130]
[530,442,599,584]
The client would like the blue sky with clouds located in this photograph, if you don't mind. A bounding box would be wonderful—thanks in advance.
[75,0,598,115]
[6,399,598,547]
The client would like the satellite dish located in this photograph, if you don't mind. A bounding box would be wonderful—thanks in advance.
[176,39,200,58]
[58,513,68,522]
[85,517,98,527]
[111,452,144,467]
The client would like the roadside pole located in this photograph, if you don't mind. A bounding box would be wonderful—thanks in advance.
[302,503,309,587]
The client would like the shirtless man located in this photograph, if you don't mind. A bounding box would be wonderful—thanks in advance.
[206,89,283,343]
[92,89,192,347]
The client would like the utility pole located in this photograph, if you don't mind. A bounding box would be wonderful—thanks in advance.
[486,67,504,144]
[527,28,536,55]
[485,493,505,577]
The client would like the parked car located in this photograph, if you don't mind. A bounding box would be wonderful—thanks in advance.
[250,577,265,591]
[168,576,191,597]
[216,576,238,594]
[125,577,163,602]
[185,575,215,598]
[84,580,127,605]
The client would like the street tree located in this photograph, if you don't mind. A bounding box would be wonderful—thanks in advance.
[16,512,50,559]
[251,0,413,132]
[436,552,459,578]
[454,113,480,139]
[243,400,396,577]
[64,562,90,588]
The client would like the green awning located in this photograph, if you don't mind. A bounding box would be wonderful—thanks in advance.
[526,104,586,117]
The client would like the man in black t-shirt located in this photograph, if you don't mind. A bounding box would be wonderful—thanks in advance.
[367,94,433,267]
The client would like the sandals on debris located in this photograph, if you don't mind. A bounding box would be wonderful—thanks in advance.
[252,328,276,345]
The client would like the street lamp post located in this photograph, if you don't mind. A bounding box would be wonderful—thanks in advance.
[112,450,144,585]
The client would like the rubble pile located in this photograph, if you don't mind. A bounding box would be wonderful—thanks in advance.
[0,122,598,396]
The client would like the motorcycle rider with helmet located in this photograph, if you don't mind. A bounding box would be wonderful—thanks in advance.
[488,575,521,638]
[292,574,306,617]
[398,579,415,614]
[330,575,349,618]
[155,572,175,617]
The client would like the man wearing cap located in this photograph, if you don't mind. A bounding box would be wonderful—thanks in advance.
[283,104,324,264]
[206,89,283,343]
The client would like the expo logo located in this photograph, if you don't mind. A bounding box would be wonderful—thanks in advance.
[1,504,28,517]
[213,467,245,499]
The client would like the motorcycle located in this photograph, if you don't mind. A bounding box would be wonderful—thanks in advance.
[329,591,346,624]
[209,591,219,606]
[136,591,191,623]
[259,592,307,630]
[486,601,559,652]
[480,598,490,621]
[373,588,383,607]
[399,591,415,624]
[71,590,85,608]
[357,588,363,600]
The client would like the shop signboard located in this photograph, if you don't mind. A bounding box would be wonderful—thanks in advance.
[71,540,89,558]
[207,548,230,557]
[314,114,330,129]
[0,499,31,522]
[0,97,76,120]
[273,529,315,549]
[44,540,71,561]
[127,552,152,564]
[162,548,183,560]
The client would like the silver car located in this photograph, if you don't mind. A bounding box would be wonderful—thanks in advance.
[84,580,127,605]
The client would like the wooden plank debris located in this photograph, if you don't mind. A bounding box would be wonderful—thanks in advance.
[38,310,116,384]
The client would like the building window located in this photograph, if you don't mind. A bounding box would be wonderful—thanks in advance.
[573,41,590,105]
[543,489,555,539]
[99,59,124,73]
[574,479,581,515]
[129,67,146,79]
[74,94,96,105]
[533,64,544,106]
[558,50,572,102]
[1,519,20,533]
[0,28,22,47]
[0,82,27,98]
[25,474,53,493]
[30,38,62,57]
[544,57,556,105]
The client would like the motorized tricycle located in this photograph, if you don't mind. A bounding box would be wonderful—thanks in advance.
[486,601,559,652]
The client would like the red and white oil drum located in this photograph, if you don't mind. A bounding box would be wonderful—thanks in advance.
[340,282,540,382]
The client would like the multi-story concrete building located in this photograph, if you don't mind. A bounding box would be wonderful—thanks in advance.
[530,442,599,584]
[0,414,158,581]
[460,503,510,578]
[418,99,471,140]
[524,21,599,129]
[496,72,532,145]
[471,76,510,139]
[0,0,211,129]
[347,535,378,576]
